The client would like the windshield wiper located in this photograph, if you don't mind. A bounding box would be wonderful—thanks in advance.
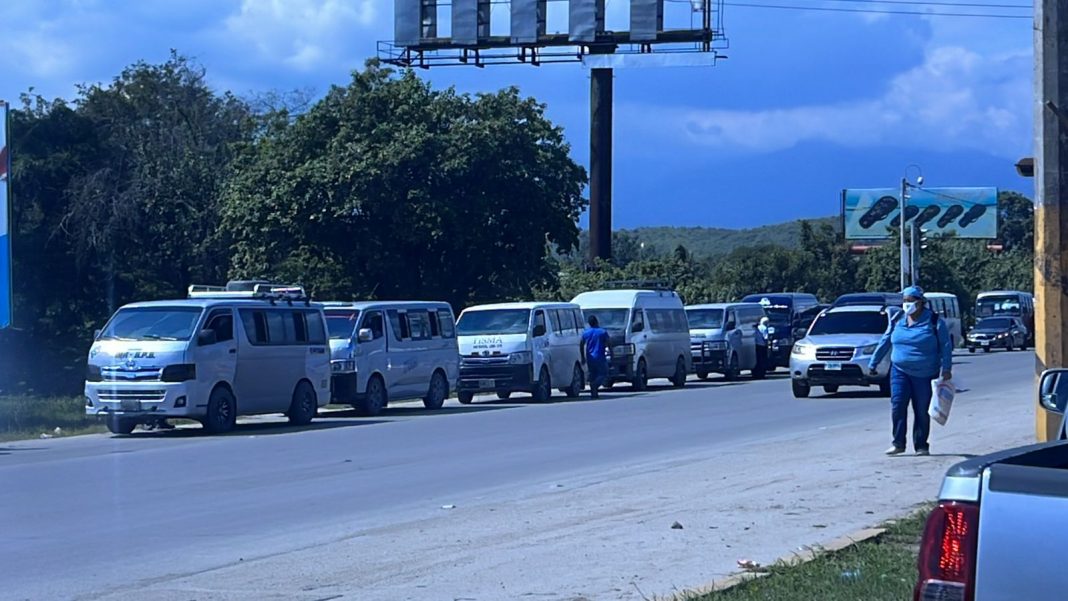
[139,335,180,341]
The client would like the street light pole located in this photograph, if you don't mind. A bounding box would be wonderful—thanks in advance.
[900,177,909,290]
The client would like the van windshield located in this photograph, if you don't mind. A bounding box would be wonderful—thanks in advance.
[686,309,724,329]
[325,310,360,340]
[809,311,888,336]
[99,307,203,341]
[457,309,531,336]
[976,296,1022,317]
[583,308,629,331]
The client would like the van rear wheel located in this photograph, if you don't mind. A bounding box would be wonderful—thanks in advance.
[356,376,387,417]
[423,371,448,410]
[671,357,687,388]
[562,364,584,398]
[287,381,318,426]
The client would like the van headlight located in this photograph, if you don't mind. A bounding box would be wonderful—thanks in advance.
[332,360,356,373]
[611,344,635,357]
[508,351,533,365]
[161,364,197,383]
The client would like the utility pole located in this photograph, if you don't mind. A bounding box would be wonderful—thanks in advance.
[588,68,613,264]
[1035,0,1068,439]
[910,222,920,286]
[900,178,910,290]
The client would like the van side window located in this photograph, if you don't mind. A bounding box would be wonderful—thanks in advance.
[438,310,456,338]
[305,311,327,344]
[575,309,585,331]
[647,309,666,333]
[266,311,289,344]
[408,310,432,341]
[674,310,688,333]
[239,310,269,345]
[388,310,412,340]
[533,310,547,336]
[429,311,441,337]
[560,309,577,334]
[551,310,565,335]
[363,311,385,339]
[204,310,234,343]
[291,311,308,343]
[631,309,645,332]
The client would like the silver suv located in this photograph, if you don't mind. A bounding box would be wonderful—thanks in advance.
[789,304,896,398]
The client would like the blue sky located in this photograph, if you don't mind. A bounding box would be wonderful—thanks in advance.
[0,0,1035,229]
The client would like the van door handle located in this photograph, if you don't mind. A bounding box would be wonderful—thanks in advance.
[228,349,236,354]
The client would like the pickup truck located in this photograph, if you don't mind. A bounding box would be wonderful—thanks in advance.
[915,370,1068,600]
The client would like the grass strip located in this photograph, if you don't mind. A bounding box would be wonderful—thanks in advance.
[686,507,931,601]
[0,395,105,442]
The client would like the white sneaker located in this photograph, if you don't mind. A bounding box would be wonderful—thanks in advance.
[885,446,906,456]
[915,448,930,456]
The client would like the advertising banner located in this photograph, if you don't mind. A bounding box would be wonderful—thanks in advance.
[842,187,998,241]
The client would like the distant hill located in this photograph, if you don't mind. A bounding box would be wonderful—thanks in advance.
[577,216,840,260]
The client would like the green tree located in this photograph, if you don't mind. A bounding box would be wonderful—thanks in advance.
[222,61,587,310]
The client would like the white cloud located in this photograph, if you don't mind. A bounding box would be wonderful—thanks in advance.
[223,0,379,71]
[667,44,1030,159]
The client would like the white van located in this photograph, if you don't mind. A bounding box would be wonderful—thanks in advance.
[455,302,586,403]
[322,301,459,416]
[925,292,963,348]
[686,302,767,380]
[571,289,691,390]
[85,285,331,435]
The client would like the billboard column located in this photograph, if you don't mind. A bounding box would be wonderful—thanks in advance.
[899,178,910,290]
[0,101,10,330]
[589,68,613,264]
[1035,0,1068,438]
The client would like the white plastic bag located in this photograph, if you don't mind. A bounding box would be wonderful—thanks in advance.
[929,377,957,426]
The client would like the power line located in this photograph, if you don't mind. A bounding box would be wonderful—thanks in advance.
[722,2,1032,18]
[820,0,1029,8]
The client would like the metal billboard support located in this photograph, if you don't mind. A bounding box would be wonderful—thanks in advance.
[589,68,613,263]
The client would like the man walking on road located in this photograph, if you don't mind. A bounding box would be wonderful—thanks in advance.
[868,286,953,457]
[582,315,611,399]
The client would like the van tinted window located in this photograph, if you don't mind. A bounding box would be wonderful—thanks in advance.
[437,310,456,339]
[304,311,326,344]
[363,311,385,340]
[204,310,234,343]
[388,310,411,340]
[240,310,269,345]
[408,311,432,341]
[560,309,577,334]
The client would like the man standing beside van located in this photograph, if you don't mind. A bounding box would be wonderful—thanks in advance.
[582,315,611,398]
[754,317,770,377]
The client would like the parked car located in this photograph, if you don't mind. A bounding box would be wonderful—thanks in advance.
[915,369,1068,600]
[789,304,895,398]
[965,317,1028,353]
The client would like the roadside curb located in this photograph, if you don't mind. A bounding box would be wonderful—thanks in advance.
[673,526,887,598]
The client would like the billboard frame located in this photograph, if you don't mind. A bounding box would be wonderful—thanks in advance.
[841,187,999,241]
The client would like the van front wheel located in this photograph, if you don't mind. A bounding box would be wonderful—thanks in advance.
[203,387,237,434]
[562,364,584,398]
[106,415,137,435]
[287,381,318,425]
[423,371,448,410]
[632,359,648,392]
[532,367,552,402]
[458,391,475,405]
[671,357,687,388]
[356,376,387,417]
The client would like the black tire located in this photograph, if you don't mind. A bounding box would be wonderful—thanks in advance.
[496,392,512,400]
[356,376,387,417]
[823,385,839,394]
[968,347,976,354]
[106,415,137,435]
[458,391,475,405]
[879,378,892,397]
[984,347,991,353]
[724,354,740,382]
[696,370,709,381]
[532,367,552,402]
[671,357,687,388]
[1007,341,1014,352]
[423,371,448,410]
[563,364,584,398]
[632,359,648,391]
[203,386,237,434]
[287,381,318,426]
[792,380,810,399]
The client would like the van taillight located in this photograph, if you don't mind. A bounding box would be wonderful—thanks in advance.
[915,501,979,601]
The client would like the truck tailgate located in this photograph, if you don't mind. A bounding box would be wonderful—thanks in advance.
[975,462,1068,601]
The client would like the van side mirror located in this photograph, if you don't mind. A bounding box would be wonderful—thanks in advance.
[197,330,218,347]
[533,325,547,338]
[724,321,736,331]
[632,322,644,333]
[357,328,374,343]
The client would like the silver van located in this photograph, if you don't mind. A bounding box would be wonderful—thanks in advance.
[686,302,767,380]
[85,285,331,435]
[323,301,459,416]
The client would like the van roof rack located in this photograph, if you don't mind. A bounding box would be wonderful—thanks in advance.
[187,283,312,306]
[602,279,675,292]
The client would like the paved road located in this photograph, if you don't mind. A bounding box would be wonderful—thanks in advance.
[1,351,1038,601]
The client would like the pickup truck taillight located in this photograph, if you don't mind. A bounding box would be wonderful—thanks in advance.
[915,501,979,601]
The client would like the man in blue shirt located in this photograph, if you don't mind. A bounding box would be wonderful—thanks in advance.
[869,286,953,456]
[582,315,611,398]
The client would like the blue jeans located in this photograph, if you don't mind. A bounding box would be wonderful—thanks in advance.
[890,365,934,451]
[587,358,608,393]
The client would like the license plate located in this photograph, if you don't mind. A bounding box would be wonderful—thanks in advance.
[120,399,141,411]
[478,379,495,389]
[825,362,843,371]
[980,341,989,347]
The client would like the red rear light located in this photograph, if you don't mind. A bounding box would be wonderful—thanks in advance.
[915,501,979,601]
